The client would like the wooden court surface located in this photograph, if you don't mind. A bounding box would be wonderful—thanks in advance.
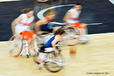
[0,33,114,76]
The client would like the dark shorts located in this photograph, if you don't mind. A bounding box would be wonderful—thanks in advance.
[40,24,55,32]
[39,44,61,53]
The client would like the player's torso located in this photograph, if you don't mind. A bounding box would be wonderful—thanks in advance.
[67,8,81,23]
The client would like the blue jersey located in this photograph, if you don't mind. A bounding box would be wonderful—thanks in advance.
[43,35,55,47]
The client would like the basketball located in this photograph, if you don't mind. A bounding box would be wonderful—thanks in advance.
[70,48,76,55]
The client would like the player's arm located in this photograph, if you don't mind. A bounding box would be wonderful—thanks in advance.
[51,35,62,53]
[35,18,48,34]
[11,15,22,34]
[63,12,72,23]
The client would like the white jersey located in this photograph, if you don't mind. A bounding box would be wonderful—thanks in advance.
[15,14,34,34]
[67,8,81,23]
[20,14,34,25]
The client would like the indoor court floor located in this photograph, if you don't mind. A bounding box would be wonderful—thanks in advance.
[0,0,114,76]
[0,33,114,76]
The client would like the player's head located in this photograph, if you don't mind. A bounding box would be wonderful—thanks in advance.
[21,8,34,17]
[54,27,65,36]
[74,2,82,11]
[44,9,57,19]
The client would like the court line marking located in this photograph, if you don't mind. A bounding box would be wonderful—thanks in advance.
[109,0,114,4]
[37,4,74,25]
[37,4,103,25]
[37,4,75,19]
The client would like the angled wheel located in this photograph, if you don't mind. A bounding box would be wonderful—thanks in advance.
[44,53,64,73]
[44,61,64,73]
[9,34,23,57]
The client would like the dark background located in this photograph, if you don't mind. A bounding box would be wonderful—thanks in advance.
[0,0,114,41]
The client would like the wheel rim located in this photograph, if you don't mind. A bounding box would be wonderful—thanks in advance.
[44,61,63,72]
[9,35,23,57]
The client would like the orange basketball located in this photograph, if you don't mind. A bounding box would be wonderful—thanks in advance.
[70,48,76,55]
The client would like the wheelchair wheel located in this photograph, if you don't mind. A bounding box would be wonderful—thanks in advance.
[9,35,23,57]
[44,53,64,73]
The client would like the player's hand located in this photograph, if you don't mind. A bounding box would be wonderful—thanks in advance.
[37,31,44,35]
[80,23,87,28]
